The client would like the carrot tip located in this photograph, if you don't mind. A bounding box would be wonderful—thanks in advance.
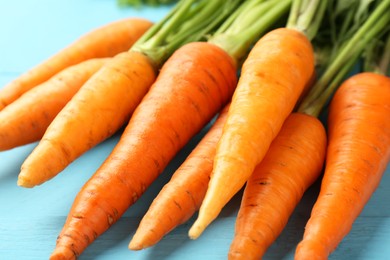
[128,240,143,251]
[17,175,34,188]
[188,222,206,240]
[129,230,157,250]
[49,246,77,260]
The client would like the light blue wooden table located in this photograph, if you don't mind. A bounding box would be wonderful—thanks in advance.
[1,1,389,259]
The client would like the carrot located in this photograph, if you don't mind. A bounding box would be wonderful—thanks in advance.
[228,113,326,260]
[0,18,152,111]
[189,26,317,239]
[17,0,235,188]
[128,0,293,249]
[294,4,390,256]
[0,58,109,151]
[48,1,242,258]
[49,40,238,260]
[129,104,230,250]
[17,50,156,188]
[295,73,390,259]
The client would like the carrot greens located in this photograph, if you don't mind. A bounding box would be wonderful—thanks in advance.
[298,0,390,117]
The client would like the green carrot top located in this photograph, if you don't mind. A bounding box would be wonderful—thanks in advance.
[286,0,328,40]
[297,0,390,117]
[207,0,291,66]
[131,0,243,69]
[208,0,329,67]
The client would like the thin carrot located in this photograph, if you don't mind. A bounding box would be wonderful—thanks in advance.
[128,0,293,249]
[0,58,109,151]
[17,0,234,188]
[0,18,152,111]
[229,113,326,260]
[50,40,238,260]
[189,26,317,239]
[295,72,390,259]
[129,104,230,250]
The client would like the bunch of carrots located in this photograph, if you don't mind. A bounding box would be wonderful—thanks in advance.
[1,0,389,259]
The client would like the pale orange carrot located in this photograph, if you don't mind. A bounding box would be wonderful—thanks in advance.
[0,18,152,110]
[0,58,109,151]
[189,27,316,239]
[49,40,237,259]
[295,73,390,259]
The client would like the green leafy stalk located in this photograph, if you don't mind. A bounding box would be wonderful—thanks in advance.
[298,0,390,117]
[131,0,243,69]
[208,0,292,66]
[286,0,328,40]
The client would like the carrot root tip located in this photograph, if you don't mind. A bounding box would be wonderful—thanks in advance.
[17,175,34,188]
[49,245,77,260]
[295,238,329,260]
[188,222,206,240]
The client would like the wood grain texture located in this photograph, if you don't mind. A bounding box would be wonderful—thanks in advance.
[0,1,390,259]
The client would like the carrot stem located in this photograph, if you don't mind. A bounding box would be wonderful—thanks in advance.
[208,0,292,65]
[298,0,390,117]
[131,0,242,68]
[286,0,328,40]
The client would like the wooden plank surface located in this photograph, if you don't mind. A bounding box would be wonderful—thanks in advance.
[1,1,389,259]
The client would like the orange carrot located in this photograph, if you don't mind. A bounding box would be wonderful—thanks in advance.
[228,113,326,259]
[17,0,236,188]
[0,58,109,151]
[49,41,237,259]
[0,18,152,110]
[295,73,390,259]
[129,104,230,250]
[189,27,316,239]
[17,51,156,188]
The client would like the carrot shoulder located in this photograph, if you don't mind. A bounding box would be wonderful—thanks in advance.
[189,27,315,238]
[49,41,237,259]
[228,113,326,260]
[17,51,156,188]
[0,18,152,110]
[0,58,109,151]
[129,104,230,250]
[295,73,390,259]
